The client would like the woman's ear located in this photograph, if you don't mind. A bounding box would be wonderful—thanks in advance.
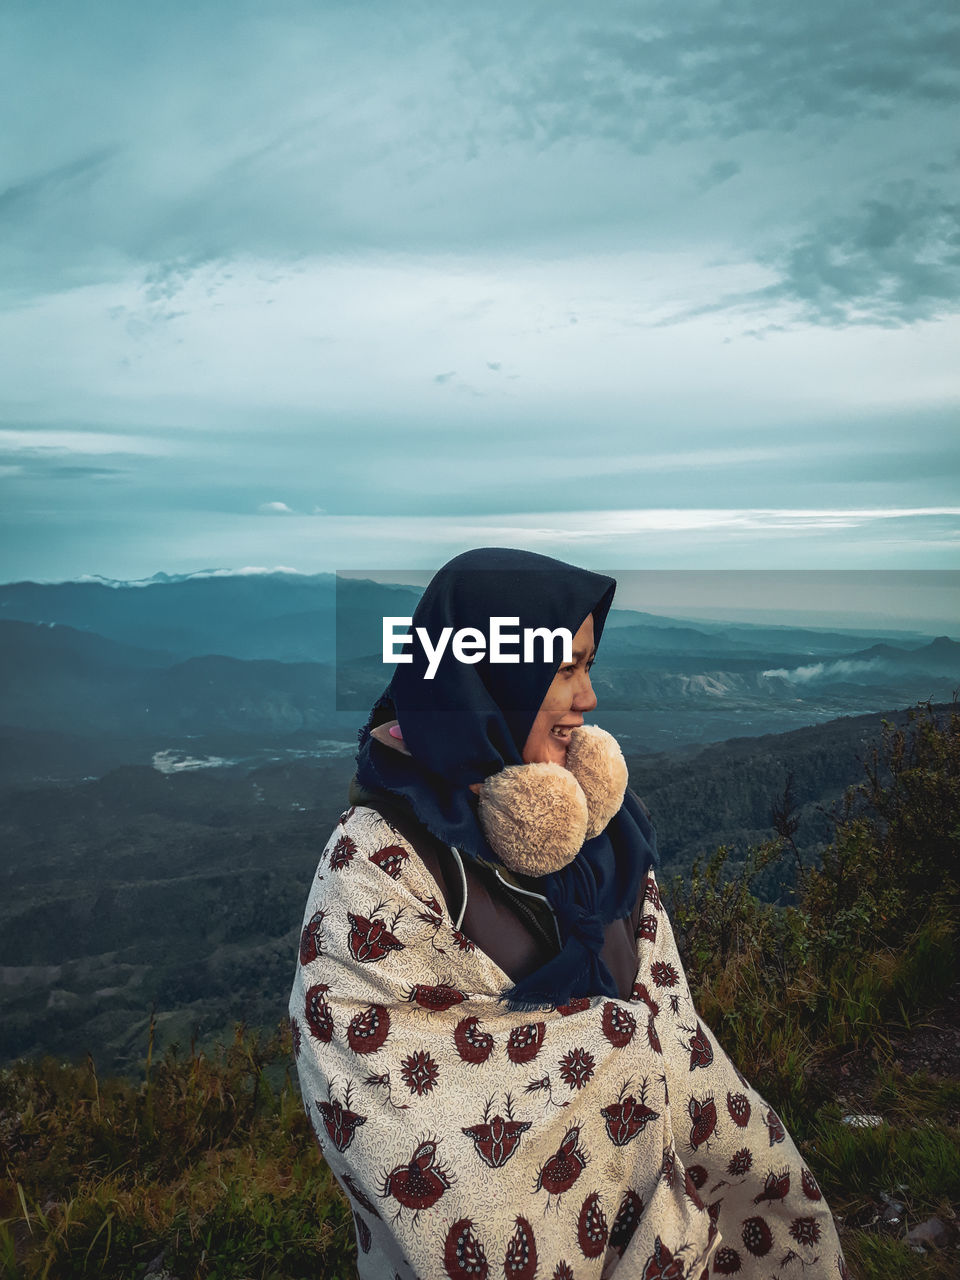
[476,763,588,876]
[370,721,412,756]
[564,725,628,838]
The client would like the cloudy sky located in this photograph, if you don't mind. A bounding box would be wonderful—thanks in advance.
[2,0,959,587]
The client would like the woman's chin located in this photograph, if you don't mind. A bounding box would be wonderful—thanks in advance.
[525,736,570,767]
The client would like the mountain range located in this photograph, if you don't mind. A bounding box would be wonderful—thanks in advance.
[0,571,956,788]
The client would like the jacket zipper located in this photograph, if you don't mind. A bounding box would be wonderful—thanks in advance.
[451,845,561,953]
[492,868,563,951]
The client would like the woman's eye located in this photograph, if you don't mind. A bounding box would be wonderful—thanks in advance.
[560,659,595,675]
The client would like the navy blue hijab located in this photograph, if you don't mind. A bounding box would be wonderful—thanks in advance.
[355,547,658,1007]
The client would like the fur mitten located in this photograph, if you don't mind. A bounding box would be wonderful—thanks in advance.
[476,726,627,876]
[477,762,588,876]
[564,724,628,839]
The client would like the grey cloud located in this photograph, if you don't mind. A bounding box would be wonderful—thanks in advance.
[659,182,960,327]
[0,147,117,220]
[0,0,955,295]
[433,371,456,383]
[699,160,740,190]
[41,464,126,479]
[516,2,960,149]
[765,182,960,325]
[142,259,213,303]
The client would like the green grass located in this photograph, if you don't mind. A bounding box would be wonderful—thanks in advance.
[0,1024,356,1279]
[810,1108,960,1209]
[668,702,960,1275]
[843,1235,959,1280]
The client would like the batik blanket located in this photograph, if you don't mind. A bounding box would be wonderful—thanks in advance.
[289,804,851,1279]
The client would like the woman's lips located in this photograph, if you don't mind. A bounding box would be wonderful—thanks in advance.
[550,723,581,741]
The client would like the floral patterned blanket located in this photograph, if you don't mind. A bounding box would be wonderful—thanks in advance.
[289,804,850,1279]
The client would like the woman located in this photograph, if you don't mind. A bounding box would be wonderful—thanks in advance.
[290,548,851,1279]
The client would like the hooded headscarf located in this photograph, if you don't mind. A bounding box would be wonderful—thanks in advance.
[354,546,658,1007]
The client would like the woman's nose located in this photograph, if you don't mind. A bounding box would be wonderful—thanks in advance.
[573,671,598,713]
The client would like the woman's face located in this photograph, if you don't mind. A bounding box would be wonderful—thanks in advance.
[521,613,598,767]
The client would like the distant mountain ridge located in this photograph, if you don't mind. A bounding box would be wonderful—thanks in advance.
[0,571,947,663]
[75,569,243,587]
[0,572,430,662]
[0,618,343,737]
[847,636,960,671]
[0,570,956,787]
